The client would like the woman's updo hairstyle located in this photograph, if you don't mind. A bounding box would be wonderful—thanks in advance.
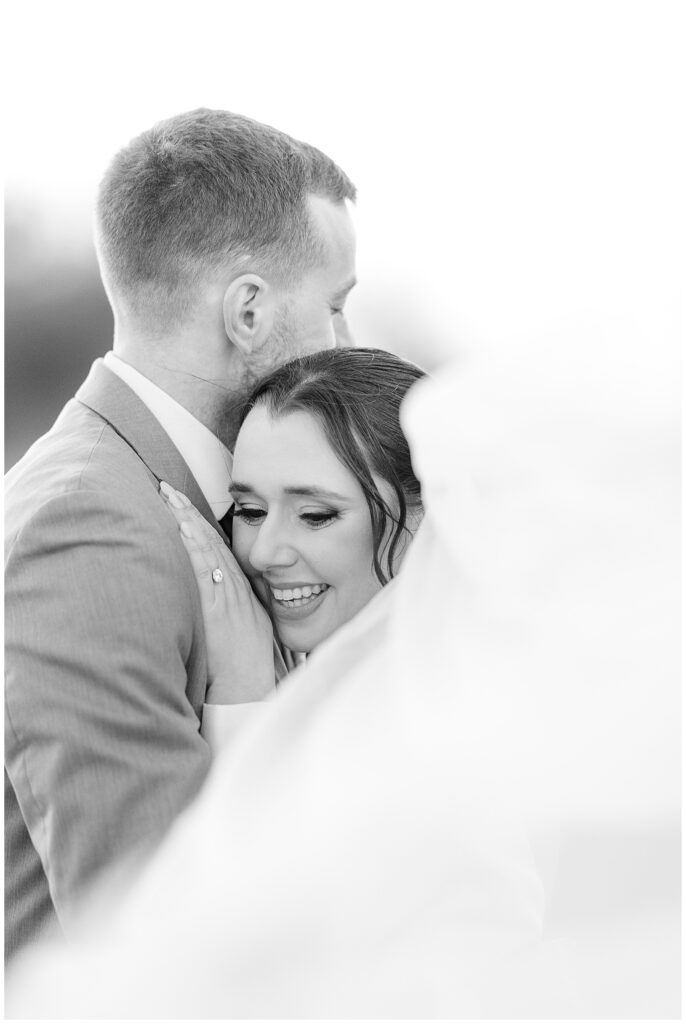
[237,347,426,584]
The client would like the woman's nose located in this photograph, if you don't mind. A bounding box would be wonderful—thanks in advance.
[248,517,298,573]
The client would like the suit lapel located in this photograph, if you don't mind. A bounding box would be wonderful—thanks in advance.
[75,358,223,533]
[75,358,289,676]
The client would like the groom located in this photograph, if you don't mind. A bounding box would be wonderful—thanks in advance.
[4,108,357,962]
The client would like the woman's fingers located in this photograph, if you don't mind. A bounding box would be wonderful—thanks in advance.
[160,482,249,594]
[160,482,276,702]
[176,519,223,611]
[159,483,226,596]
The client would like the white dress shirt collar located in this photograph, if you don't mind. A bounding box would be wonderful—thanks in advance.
[104,352,233,520]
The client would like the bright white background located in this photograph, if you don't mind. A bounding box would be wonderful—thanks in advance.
[4,0,683,358]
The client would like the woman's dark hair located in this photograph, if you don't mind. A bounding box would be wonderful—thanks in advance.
[237,348,426,585]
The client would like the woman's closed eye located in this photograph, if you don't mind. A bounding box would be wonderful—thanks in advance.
[300,510,340,528]
[232,506,266,525]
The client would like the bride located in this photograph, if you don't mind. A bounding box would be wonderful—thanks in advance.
[161,346,426,731]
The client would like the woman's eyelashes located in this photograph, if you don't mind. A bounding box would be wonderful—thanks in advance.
[299,510,340,528]
[231,506,265,524]
[232,505,340,529]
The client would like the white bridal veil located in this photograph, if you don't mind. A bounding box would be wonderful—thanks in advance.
[7,329,680,1017]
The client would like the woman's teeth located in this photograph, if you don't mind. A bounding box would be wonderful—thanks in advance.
[270,583,329,607]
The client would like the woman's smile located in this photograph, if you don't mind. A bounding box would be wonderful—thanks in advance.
[265,582,331,618]
[268,582,330,606]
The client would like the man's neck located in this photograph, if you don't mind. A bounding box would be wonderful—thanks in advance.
[112,342,244,450]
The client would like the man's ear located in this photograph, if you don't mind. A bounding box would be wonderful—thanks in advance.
[222,274,277,357]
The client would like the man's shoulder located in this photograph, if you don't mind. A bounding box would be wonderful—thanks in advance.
[9,396,134,477]
[5,398,163,544]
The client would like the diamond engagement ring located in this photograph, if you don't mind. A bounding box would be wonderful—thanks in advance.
[211,568,224,584]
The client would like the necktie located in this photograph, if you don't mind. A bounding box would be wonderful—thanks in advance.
[218,508,233,542]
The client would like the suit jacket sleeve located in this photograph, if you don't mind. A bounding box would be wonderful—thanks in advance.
[4,488,212,929]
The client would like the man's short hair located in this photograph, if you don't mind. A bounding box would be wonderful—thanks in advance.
[95,108,356,325]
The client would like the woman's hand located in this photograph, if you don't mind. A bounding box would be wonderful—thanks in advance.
[160,482,276,705]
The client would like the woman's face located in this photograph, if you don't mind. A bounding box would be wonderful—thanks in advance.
[230,407,387,653]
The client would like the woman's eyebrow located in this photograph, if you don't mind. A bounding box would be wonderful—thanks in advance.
[230,482,348,502]
[284,486,348,501]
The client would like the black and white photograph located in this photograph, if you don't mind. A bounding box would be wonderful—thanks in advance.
[3,0,682,1018]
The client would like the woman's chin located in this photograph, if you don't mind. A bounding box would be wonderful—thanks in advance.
[268,586,336,654]
[277,619,338,657]
[275,592,375,656]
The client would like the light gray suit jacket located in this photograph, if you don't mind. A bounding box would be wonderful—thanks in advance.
[4,359,222,961]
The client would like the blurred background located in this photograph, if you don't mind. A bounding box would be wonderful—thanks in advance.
[5,1,681,466]
[3,0,682,1015]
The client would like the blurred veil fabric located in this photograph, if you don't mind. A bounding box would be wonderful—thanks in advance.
[6,333,680,1018]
